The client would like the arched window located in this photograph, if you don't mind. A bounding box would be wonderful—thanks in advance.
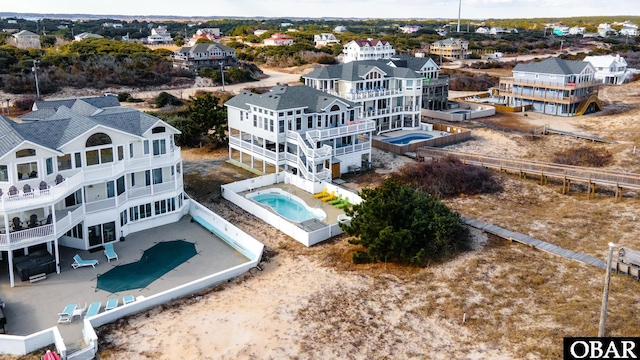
[151,126,166,134]
[330,105,340,112]
[86,133,112,147]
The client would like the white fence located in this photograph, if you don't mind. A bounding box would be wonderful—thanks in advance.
[0,198,264,358]
[222,172,361,247]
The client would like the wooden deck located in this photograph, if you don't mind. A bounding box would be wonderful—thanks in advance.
[418,147,640,200]
[462,217,606,269]
[543,126,616,144]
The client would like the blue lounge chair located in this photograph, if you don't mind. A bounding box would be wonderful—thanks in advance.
[57,304,77,323]
[85,302,101,318]
[105,298,118,311]
[123,295,135,305]
[104,243,118,262]
[72,254,98,269]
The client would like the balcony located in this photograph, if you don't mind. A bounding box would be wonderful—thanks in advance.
[305,119,376,142]
[363,106,419,118]
[341,88,402,101]
[500,77,601,90]
[285,132,332,161]
[423,77,449,86]
[498,90,592,105]
[229,137,284,162]
[333,142,371,157]
[0,224,55,251]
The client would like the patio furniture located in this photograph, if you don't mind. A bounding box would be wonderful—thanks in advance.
[14,250,56,281]
[71,254,98,269]
[105,298,118,311]
[57,304,77,323]
[104,243,119,262]
[55,174,64,185]
[8,186,18,196]
[0,188,3,197]
[40,214,53,226]
[23,184,32,195]
[328,194,343,205]
[11,217,23,231]
[27,214,39,228]
[320,191,336,202]
[313,188,329,199]
[39,181,49,191]
[123,295,135,305]
[336,199,351,209]
[85,302,101,318]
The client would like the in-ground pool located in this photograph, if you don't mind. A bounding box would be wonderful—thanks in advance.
[247,189,326,223]
[382,133,433,145]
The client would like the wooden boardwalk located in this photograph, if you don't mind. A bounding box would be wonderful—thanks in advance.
[418,147,640,199]
[463,217,606,269]
[544,126,616,144]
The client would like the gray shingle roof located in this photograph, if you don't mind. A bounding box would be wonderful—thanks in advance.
[513,57,590,75]
[225,86,358,113]
[32,96,120,112]
[176,42,234,55]
[1,97,175,158]
[304,60,423,81]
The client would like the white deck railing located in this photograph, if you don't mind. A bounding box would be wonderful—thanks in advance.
[0,224,55,249]
[85,198,116,213]
[305,119,375,142]
[333,142,371,156]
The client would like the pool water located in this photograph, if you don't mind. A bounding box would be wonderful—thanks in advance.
[251,192,326,223]
[382,133,433,145]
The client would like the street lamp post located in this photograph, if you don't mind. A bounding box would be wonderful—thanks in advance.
[32,60,41,100]
[219,62,226,92]
[598,242,616,337]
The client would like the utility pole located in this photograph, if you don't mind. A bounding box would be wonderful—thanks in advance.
[32,60,41,100]
[219,62,226,92]
[598,242,616,337]
[457,0,462,33]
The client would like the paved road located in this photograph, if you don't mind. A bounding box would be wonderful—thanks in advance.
[130,68,304,100]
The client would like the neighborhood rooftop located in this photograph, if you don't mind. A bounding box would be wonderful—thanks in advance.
[224,85,358,112]
[513,57,591,75]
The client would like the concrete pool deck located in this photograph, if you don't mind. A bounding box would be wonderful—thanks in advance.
[0,215,249,346]
[240,183,347,226]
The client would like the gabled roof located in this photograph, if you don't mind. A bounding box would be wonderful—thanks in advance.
[175,42,234,54]
[347,39,390,48]
[387,56,438,72]
[513,57,591,76]
[583,54,627,68]
[2,97,178,158]
[225,86,358,113]
[304,60,423,81]
[13,30,38,37]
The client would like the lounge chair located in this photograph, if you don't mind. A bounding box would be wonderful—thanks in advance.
[104,243,119,262]
[72,254,98,269]
[123,295,135,305]
[57,304,77,323]
[313,188,328,199]
[105,298,118,311]
[85,302,101,318]
[320,191,336,202]
[336,199,351,209]
[328,194,343,205]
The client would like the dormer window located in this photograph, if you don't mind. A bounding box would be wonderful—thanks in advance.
[16,149,36,158]
[151,126,166,134]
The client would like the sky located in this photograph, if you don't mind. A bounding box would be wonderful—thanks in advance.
[2,0,639,20]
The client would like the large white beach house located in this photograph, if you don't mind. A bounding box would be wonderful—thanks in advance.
[0,96,185,287]
[225,86,374,182]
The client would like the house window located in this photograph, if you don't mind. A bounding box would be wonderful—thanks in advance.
[253,115,257,127]
[86,133,112,147]
[75,152,82,168]
[145,170,151,186]
[153,168,163,184]
[151,126,166,134]
[279,120,284,133]
[296,118,301,130]
[0,165,8,182]
[270,119,274,132]
[17,162,38,180]
[153,139,166,156]
[308,117,312,129]
[129,143,134,158]
[140,203,152,218]
[131,173,136,187]
[118,146,124,161]
[155,199,167,215]
[58,154,72,171]
[116,176,125,196]
[130,205,139,221]
[100,148,114,163]
[46,158,53,175]
[16,149,36,158]
[120,210,128,226]
[143,140,149,155]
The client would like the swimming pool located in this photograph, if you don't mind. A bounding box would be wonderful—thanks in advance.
[247,189,326,223]
[382,133,434,145]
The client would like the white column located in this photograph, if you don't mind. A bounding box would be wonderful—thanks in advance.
[8,250,14,288]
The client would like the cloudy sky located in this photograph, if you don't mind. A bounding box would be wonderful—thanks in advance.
[2,0,638,19]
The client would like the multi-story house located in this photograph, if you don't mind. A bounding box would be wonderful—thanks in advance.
[314,33,340,47]
[620,21,638,36]
[74,33,104,41]
[147,26,173,44]
[475,27,490,34]
[334,26,347,33]
[569,27,586,35]
[400,25,422,34]
[598,23,617,37]
[263,33,294,46]
[225,86,374,182]
[303,59,428,134]
[498,57,601,116]
[342,39,396,63]
[0,96,185,287]
[583,54,630,85]
[389,55,450,111]
[172,43,237,71]
[12,30,41,49]
[429,38,469,60]
[553,26,570,36]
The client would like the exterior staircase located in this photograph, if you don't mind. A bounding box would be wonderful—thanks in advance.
[575,95,602,115]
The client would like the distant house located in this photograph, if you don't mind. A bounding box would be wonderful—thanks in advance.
[583,54,630,85]
[498,57,601,116]
[553,26,570,36]
[280,23,293,27]
[196,28,220,37]
[253,30,268,36]
[598,23,617,37]
[74,33,104,41]
[314,33,340,47]
[489,27,506,35]
[12,30,41,49]
[147,26,173,44]
[400,25,422,34]
[506,28,519,34]
[620,21,638,36]
[569,27,586,35]
[103,23,123,28]
[187,33,220,46]
[263,33,294,46]
[7,20,17,24]
[342,39,395,63]
[172,43,237,71]
[475,27,490,34]
[430,38,469,60]
[334,26,347,33]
